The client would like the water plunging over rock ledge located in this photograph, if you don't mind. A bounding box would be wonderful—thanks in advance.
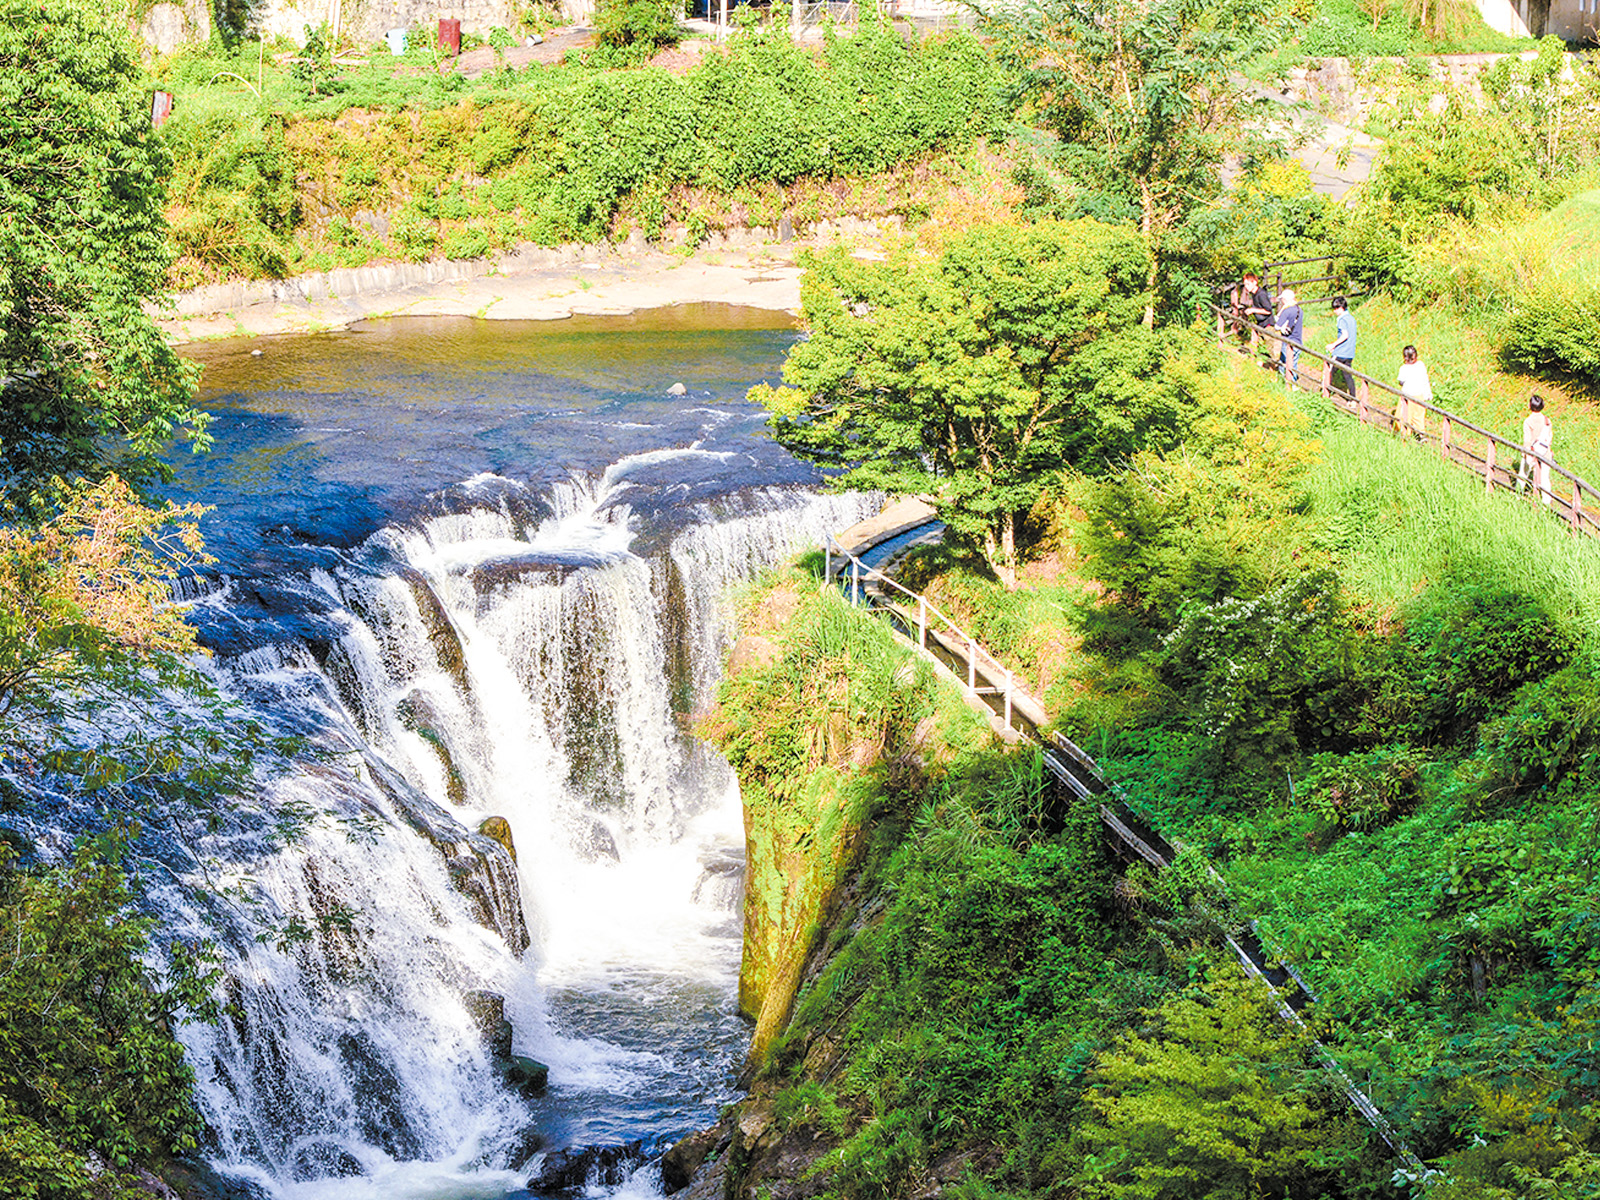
[5,315,879,1199]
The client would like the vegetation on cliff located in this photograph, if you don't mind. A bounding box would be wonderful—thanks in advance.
[704,565,1385,1198]
[0,0,208,498]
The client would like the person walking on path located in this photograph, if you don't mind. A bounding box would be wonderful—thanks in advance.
[1327,296,1357,401]
[1522,393,1554,506]
[1274,288,1303,385]
[1395,344,1432,437]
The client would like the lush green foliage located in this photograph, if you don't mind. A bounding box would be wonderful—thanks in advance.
[1058,358,1600,1191]
[1076,972,1363,1199]
[593,0,682,54]
[0,0,206,495]
[986,0,1291,321]
[158,18,1008,283]
[756,220,1160,586]
[0,837,219,1198]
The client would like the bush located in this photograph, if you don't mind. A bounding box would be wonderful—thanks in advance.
[1475,659,1600,804]
[1156,572,1369,781]
[1364,579,1575,746]
[594,0,681,52]
[1498,278,1600,386]
[0,839,218,1193]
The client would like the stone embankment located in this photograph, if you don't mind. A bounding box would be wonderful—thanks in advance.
[159,218,901,345]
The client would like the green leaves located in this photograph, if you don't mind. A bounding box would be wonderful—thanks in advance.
[756,219,1154,586]
[0,837,218,1195]
[0,0,206,496]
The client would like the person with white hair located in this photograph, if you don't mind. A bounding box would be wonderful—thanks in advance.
[1273,287,1303,385]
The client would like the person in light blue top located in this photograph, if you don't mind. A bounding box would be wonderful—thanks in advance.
[1326,296,1357,401]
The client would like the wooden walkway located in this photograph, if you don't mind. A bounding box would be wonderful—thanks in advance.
[1216,255,1599,536]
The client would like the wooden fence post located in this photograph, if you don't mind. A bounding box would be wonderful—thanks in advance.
[967,636,976,690]
[1321,359,1332,398]
[823,539,831,587]
[1356,380,1369,423]
[1572,483,1583,532]
[1441,418,1451,461]
[1485,439,1496,494]
[1004,668,1013,730]
[918,596,927,648]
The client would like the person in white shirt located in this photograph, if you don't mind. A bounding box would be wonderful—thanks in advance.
[1522,393,1554,506]
[1395,344,1432,437]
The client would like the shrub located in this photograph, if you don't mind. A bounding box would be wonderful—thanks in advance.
[1156,572,1368,781]
[0,840,219,1192]
[1365,579,1575,746]
[1475,660,1600,804]
[1498,279,1600,387]
[594,0,681,52]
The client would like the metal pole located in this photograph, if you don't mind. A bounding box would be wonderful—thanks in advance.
[853,562,860,605]
[918,596,927,648]
[1004,668,1013,730]
[823,539,831,588]
[967,636,975,689]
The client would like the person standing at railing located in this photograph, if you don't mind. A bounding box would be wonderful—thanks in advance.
[1521,393,1554,506]
[1395,345,1432,438]
[1327,296,1357,400]
[1241,271,1275,346]
[1274,288,1302,385]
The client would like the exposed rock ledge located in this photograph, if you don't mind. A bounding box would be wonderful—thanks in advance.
[159,217,903,347]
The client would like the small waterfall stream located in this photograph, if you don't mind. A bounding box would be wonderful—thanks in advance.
[167,468,876,1198]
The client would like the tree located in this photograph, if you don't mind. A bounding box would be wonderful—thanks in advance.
[1075,971,1365,1199]
[980,0,1291,325]
[0,0,207,503]
[0,836,219,1196]
[753,220,1171,587]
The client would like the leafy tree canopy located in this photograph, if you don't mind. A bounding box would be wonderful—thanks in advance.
[981,0,1291,321]
[753,220,1174,586]
[0,0,207,505]
[0,834,219,1197]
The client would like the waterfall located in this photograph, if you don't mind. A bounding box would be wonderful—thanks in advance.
[146,476,879,1197]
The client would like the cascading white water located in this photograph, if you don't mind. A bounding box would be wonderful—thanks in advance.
[169,470,877,1199]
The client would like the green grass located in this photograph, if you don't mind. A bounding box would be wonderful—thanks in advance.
[1303,412,1600,635]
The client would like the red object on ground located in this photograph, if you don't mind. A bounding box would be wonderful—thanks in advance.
[151,90,173,127]
[438,18,461,55]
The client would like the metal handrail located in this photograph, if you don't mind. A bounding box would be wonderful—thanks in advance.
[1203,292,1599,537]
[825,534,1041,734]
[817,522,1428,1173]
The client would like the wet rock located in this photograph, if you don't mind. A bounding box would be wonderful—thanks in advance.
[288,1139,364,1181]
[468,556,577,597]
[397,693,468,806]
[502,1054,550,1097]
[396,565,467,683]
[661,1127,729,1194]
[158,1157,275,1200]
[572,814,619,862]
[527,1141,645,1193]
[692,847,744,908]
[463,989,515,1059]
[362,753,530,956]
[479,816,517,863]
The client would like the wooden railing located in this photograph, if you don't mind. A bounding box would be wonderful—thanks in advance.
[822,527,1427,1174]
[1205,277,1600,537]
